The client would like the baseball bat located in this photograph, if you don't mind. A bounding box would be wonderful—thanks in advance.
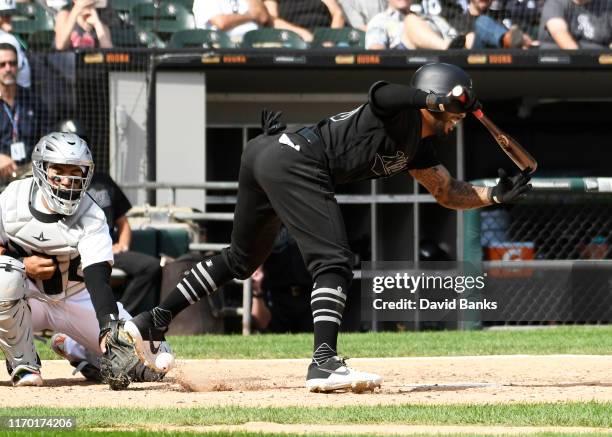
[451,86,538,174]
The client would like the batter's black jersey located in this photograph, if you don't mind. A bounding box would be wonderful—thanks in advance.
[314,81,442,185]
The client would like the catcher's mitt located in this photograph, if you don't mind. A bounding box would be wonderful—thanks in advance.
[99,319,141,390]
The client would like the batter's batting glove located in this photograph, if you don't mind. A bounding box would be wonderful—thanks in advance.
[426,86,481,113]
[261,109,286,135]
[99,318,141,391]
[489,168,533,204]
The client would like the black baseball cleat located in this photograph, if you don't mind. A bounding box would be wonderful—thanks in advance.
[306,356,382,393]
[124,313,175,373]
[71,360,104,383]
[130,362,166,382]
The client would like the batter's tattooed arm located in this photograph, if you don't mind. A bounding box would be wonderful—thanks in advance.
[410,165,492,210]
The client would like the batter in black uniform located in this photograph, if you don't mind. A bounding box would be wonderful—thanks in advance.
[131,63,532,392]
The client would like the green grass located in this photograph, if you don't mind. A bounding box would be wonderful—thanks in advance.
[26,328,612,436]
[36,326,611,360]
[0,433,608,437]
[0,402,611,429]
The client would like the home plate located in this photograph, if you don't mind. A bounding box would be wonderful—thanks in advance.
[400,382,500,392]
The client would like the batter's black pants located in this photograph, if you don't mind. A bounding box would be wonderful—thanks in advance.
[222,131,353,283]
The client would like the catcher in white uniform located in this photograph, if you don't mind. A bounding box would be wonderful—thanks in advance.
[0,132,174,387]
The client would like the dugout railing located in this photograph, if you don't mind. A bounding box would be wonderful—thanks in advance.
[120,180,253,334]
[464,177,612,326]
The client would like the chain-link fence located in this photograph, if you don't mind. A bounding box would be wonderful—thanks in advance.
[1,49,150,182]
[11,0,554,52]
[465,178,612,324]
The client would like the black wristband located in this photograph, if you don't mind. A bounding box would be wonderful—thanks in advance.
[252,290,264,299]
[98,316,120,341]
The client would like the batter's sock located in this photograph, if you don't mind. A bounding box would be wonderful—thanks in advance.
[310,272,348,365]
[154,254,233,326]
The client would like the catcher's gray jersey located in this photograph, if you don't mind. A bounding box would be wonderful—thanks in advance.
[0,178,113,298]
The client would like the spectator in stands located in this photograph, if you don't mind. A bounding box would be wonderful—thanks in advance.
[497,0,543,39]
[444,0,534,48]
[47,0,70,12]
[193,0,271,44]
[0,43,47,181]
[250,227,313,333]
[263,0,345,43]
[366,0,465,50]
[337,0,386,31]
[59,119,162,314]
[406,0,468,47]
[414,0,534,48]
[538,0,612,48]
[0,0,14,33]
[54,0,113,50]
[0,0,31,89]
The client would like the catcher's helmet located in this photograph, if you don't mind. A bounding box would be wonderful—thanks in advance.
[31,132,94,216]
[410,63,473,95]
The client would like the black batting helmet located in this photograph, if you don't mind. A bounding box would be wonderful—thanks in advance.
[410,63,473,95]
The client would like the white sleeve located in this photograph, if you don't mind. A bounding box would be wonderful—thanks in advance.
[16,51,31,89]
[193,0,222,28]
[78,216,114,268]
[365,14,389,48]
[339,0,366,29]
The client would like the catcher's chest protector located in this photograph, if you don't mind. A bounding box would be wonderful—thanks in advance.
[1,179,97,297]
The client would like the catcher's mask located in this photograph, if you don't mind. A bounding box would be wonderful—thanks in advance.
[31,132,94,216]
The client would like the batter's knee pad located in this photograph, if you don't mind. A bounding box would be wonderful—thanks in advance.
[0,256,38,371]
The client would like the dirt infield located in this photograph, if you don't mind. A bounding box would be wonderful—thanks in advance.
[3,355,612,409]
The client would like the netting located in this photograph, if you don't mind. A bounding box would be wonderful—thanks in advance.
[414,0,543,40]
[465,179,612,324]
[484,261,612,323]
[7,50,150,179]
[7,0,591,51]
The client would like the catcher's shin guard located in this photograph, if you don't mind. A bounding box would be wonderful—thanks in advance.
[0,256,39,373]
[0,299,39,373]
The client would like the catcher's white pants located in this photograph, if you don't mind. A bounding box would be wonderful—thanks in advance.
[28,283,130,357]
